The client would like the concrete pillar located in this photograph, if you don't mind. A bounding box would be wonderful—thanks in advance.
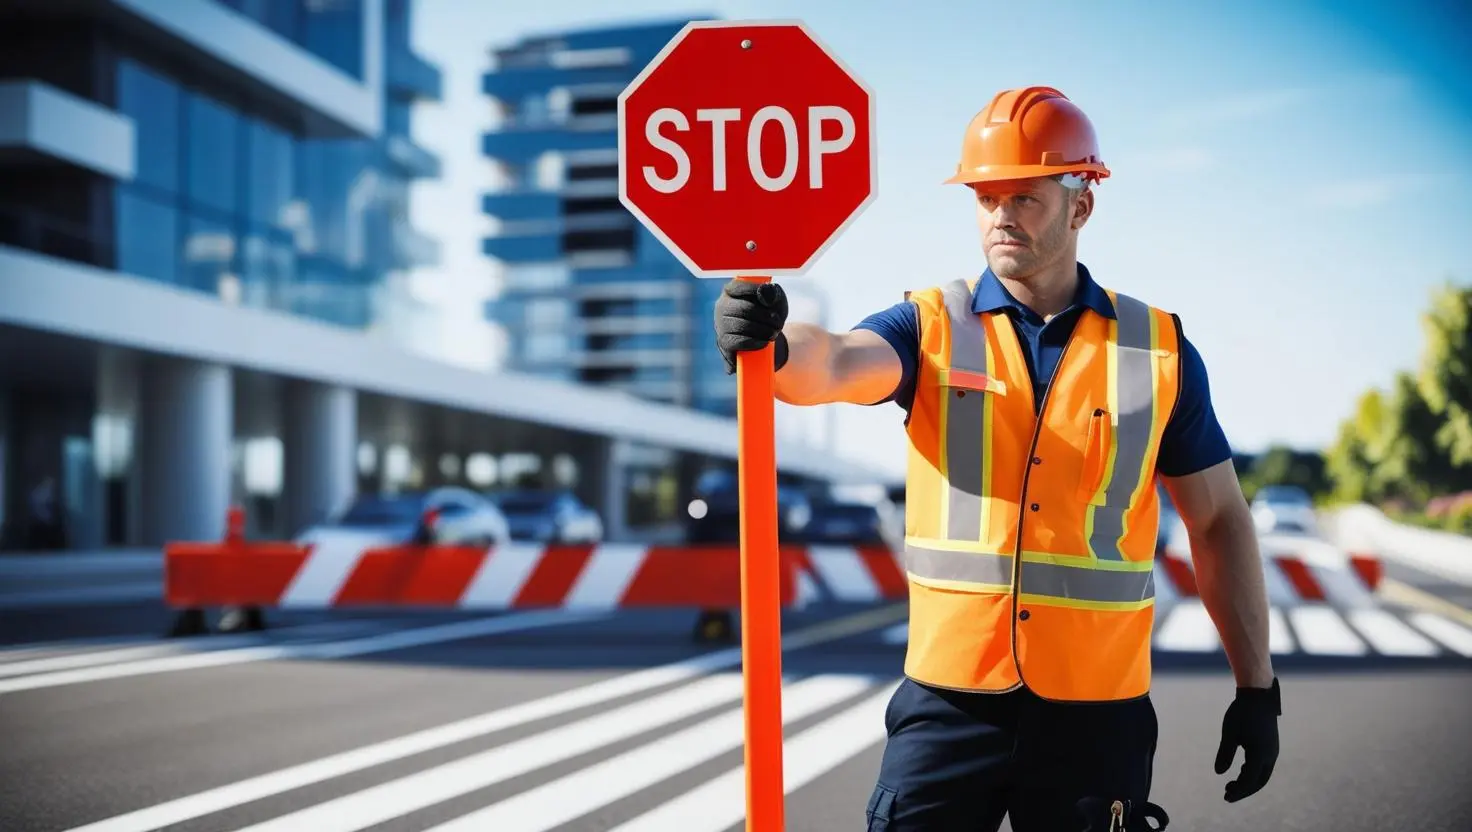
[600,437,630,542]
[283,381,357,536]
[138,357,232,546]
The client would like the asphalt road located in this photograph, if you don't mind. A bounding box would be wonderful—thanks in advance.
[2,572,1470,831]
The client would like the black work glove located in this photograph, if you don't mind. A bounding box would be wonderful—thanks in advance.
[713,279,790,375]
[1214,677,1281,803]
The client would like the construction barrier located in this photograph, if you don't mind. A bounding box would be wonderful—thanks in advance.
[164,510,1383,640]
[162,516,909,641]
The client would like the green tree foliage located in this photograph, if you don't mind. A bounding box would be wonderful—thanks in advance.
[1240,445,1330,502]
[1321,279,1472,521]
[1415,282,1472,468]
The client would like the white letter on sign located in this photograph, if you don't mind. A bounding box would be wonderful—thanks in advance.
[747,106,799,192]
[808,106,855,188]
[644,108,690,194]
[696,108,741,191]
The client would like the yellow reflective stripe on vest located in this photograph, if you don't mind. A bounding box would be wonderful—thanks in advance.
[904,540,1156,604]
[1085,292,1163,561]
[939,279,991,542]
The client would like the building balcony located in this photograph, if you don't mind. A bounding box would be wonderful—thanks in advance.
[483,234,561,263]
[482,42,634,102]
[0,81,135,180]
[392,223,440,269]
[481,178,619,218]
[386,135,441,179]
[568,348,689,369]
[482,114,619,164]
[388,50,443,102]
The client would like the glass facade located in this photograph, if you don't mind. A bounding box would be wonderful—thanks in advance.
[215,0,366,80]
[482,19,739,416]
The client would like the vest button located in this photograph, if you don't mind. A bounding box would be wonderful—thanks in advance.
[1030,503,1040,511]
[1019,610,1031,621]
[1031,456,1042,465]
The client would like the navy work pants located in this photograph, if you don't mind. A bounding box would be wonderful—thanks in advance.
[866,677,1159,831]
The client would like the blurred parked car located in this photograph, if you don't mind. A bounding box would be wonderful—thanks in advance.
[485,489,603,543]
[684,470,814,543]
[1251,484,1318,535]
[297,487,511,548]
[797,497,892,545]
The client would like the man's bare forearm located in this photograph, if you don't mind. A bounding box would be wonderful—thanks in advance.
[1190,506,1276,688]
[774,322,901,406]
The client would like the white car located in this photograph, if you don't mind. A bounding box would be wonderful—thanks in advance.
[297,487,512,548]
[1251,485,1319,536]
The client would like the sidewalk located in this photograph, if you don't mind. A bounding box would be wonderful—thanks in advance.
[1320,505,1472,586]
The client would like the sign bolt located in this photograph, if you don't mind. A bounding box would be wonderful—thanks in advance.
[741,39,752,49]
[746,240,757,251]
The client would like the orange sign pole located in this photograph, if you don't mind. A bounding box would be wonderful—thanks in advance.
[735,273,785,832]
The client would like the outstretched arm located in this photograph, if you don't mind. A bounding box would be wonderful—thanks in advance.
[714,279,908,408]
[774,324,904,406]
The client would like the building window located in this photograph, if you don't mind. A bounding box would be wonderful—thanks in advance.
[301,0,364,79]
[525,298,570,329]
[524,333,569,362]
[114,187,179,285]
[185,93,241,216]
[246,119,294,230]
[116,60,180,195]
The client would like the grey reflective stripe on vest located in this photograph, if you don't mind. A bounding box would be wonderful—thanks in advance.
[904,542,1155,603]
[1087,292,1158,561]
[941,279,987,541]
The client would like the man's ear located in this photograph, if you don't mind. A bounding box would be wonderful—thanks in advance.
[1071,188,1095,230]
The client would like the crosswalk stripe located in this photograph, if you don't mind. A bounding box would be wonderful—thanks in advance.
[1288,606,1369,655]
[231,672,750,832]
[422,674,876,832]
[1,611,596,696]
[606,681,899,832]
[1408,612,1472,657]
[1153,601,1220,652]
[1268,607,1295,654]
[1346,609,1439,656]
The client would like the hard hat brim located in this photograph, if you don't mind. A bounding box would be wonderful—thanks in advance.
[944,162,1111,186]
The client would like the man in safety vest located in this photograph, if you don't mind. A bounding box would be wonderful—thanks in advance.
[714,86,1281,830]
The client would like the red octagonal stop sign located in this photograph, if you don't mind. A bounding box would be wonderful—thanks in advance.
[618,20,876,277]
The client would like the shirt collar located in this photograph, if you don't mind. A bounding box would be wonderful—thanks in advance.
[971,262,1116,321]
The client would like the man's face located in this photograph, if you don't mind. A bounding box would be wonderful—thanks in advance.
[972,176,1089,281]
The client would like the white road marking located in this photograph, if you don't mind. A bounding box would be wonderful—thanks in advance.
[1268,607,1296,654]
[608,680,899,832]
[424,674,877,832]
[1408,612,1472,657]
[563,544,647,609]
[808,545,880,601]
[1153,601,1220,652]
[230,673,751,832]
[1288,606,1369,656]
[1346,608,1439,656]
[1,610,600,696]
[65,608,901,832]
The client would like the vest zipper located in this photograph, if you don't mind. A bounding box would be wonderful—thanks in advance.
[1008,331,1076,690]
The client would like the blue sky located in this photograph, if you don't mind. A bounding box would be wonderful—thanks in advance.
[408,0,1471,479]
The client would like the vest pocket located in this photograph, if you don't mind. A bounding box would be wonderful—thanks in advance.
[1078,408,1113,505]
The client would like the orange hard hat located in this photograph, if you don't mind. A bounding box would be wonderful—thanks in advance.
[944,86,1110,186]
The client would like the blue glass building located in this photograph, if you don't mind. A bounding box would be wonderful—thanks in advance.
[1,0,441,330]
[481,16,742,417]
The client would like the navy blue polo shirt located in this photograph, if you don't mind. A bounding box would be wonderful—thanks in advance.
[853,264,1232,478]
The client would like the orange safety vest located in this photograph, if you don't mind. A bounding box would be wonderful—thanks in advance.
[900,277,1183,702]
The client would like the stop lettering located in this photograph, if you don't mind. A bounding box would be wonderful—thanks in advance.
[641,104,856,193]
[618,21,876,277]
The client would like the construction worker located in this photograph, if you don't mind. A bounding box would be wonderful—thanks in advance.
[714,86,1281,830]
